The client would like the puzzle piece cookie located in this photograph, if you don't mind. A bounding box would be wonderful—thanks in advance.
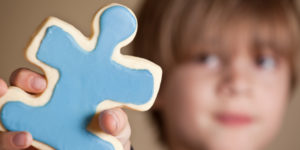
[0,4,162,150]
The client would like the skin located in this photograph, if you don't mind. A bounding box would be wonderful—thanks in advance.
[158,30,291,150]
[0,68,131,150]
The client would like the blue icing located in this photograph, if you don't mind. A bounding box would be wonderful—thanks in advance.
[1,5,154,150]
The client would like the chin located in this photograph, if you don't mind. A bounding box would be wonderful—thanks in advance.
[204,128,266,150]
[207,138,259,150]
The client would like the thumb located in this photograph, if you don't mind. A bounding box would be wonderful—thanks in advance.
[99,108,131,150]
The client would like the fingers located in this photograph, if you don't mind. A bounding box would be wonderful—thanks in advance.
[0,71,36,150]
[0,78,8,97]
[99,108,131,149]
[10,68,46,94]
[0,131,33,150]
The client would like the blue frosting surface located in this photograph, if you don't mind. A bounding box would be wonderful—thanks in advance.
[1,5,154,150]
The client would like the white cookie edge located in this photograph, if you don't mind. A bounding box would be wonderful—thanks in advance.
[0,3,162,150]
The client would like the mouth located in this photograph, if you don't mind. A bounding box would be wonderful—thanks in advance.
[215,112,253,127]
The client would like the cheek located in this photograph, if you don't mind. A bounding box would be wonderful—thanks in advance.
[256,67,289,122]
[256,79,288,123]
[162,65,218,139]
[252,65,290,145]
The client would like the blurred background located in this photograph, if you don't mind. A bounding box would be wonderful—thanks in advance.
[0,0,300,150]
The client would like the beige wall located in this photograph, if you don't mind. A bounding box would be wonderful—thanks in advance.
[0,0,300,150]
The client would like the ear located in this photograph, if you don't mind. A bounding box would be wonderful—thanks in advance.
[94,5,137,58]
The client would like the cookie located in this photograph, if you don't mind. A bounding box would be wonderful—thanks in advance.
[0,3,162,150]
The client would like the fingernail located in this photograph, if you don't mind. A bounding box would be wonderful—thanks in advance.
[108,111,119,131]
[12,132,27,147]
[31,76,46,91]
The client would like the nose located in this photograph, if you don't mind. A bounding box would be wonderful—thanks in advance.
[218,57,252,97]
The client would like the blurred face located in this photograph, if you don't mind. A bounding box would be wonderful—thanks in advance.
[159,25,291,150]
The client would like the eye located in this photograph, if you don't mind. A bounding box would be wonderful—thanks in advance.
[195,53,220,68]
[255,54,277,70]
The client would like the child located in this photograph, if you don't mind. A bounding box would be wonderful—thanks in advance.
[134,0,300,150]
[0,0,299,150]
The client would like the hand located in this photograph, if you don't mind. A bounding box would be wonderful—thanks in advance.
[0,68,132,150]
